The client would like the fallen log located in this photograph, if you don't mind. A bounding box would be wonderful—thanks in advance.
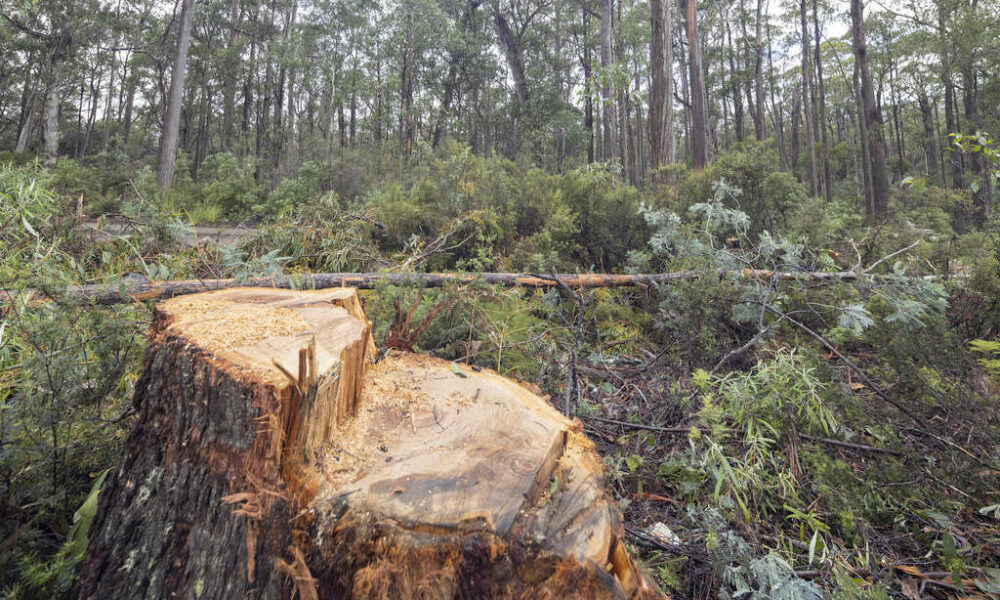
[18,269,894,306]
[78,287,661,599]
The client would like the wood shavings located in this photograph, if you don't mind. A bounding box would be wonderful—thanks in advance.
[317,358,430,489]
[167,300,311,352]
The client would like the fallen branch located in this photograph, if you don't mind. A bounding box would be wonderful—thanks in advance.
[798,433,902,456]
[752,302,925,426]
[585,415,694,434]
[7,269,904,306]
[623,524,686,553]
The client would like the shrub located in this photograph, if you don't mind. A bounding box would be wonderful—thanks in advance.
[678,140,809,236]
[198,152,259,216]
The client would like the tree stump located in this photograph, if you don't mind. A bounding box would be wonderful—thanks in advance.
[78,288,662,599]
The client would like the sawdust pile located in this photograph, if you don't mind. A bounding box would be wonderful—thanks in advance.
[318,355,431,489]
[165,297,311,352]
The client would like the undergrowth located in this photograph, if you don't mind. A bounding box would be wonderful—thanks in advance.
[2,150,999,598]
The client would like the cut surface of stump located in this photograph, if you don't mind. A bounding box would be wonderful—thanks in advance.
[78,288,662,600]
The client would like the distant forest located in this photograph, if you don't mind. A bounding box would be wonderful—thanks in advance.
[1,0,997,223]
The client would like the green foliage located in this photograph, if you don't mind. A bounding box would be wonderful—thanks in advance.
[951,131,1000,191]
[2,118,999,600]
[1,163,144,595]
[688,351,840,528]
[970,339,1000,381]
[257,161,326,216]
[355,145,648,271]
[678,141,809,236]
[198,152,259,217]
[829,566,890,600]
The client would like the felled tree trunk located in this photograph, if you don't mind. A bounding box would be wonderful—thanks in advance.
[78,288,661,599]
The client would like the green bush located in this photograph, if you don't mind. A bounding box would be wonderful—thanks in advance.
[198,152,259,216]
[678,140,809,236]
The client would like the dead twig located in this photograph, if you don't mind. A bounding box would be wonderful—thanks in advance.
[585,415,694,434]
[798,433,902,456]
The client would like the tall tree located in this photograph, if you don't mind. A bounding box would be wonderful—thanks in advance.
[681,0,708,170]
[812,0,832,202]
[799,0,819,196]
[850,0,889,220]
[222,0,242,152]
[157,0,197,188]
[649,0,674,174]
[600,0,616,161]
[752,0,765,141]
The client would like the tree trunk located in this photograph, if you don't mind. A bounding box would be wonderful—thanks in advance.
[767,34,786,168]
[157,0,196,188]
[78,288,659,599]
[39,271,896,307]
[962,67,992,220]
[401,12,415,154]
[678,39,691,161]
[79,67,101,159]
[917,90,938,183]
[681,0,708,170]
[812,0,832,202]
[222,0,241,152]
[583,9,595,163]
[600,0,616,162]
[752,0,766,141]
[15,87,37,153]
[799,0,819,197]
[649,0,673,174]
[850,0,889,221]
[853,58,874,216]
[725,20,744,144]
[492,5,529,114]
[791,88,801,169]
[43,29,71,168]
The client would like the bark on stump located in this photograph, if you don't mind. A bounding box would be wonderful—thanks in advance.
[78,288,661,599]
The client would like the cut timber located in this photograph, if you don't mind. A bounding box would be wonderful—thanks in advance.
[78,287,661,599]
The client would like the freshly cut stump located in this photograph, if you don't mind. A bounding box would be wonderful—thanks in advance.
[78,288,661,599]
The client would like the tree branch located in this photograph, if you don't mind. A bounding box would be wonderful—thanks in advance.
[3,268,945,306]
[0,12,46,39]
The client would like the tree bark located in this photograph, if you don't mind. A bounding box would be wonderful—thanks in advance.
[799,0,819,197]
[401,12,416,154]
[767,33,786,168]
[962,67,993,220]
[812,0,832,202]
[752,0,766,141]
[15,86,37,153]
[725,19,744,144]
[681,0,708,170]
[222,0,242,152]
[157,0,196,187]
[917,90,938,183]
[43,29,71,168]
[853,58,873,215]
[600,0,616,162]
[649,0,674,174]
[850,0,889,221]
[77,288,659,599]
[583,9,595,163]
[791,88,801,169]
[492,5,530,114]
